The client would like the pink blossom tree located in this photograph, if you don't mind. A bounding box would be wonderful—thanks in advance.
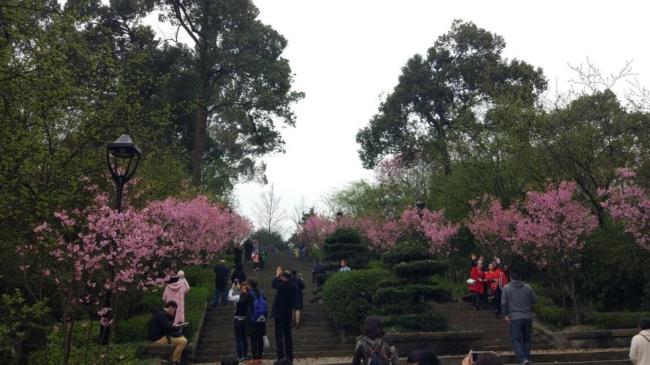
[599,168,650,250]
[300,214,336,247]
[468,196,522,263]
[18,192,251,364]
[515,181,598,323]
[401,206,459,255]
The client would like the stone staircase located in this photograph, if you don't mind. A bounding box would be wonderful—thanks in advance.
[431,302,553,352]
[194,253,352,363]
[194,256,631,364]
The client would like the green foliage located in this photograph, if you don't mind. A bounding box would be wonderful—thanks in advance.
[184,267,215,294]
[27,322,144,365]
[578,224,650,311]
[373,285,451,305]
[382,242,431,267]
[0,290,50,363]
[114,314,150,344]
[374,304,428,316]
[392,260,447,278]
[325,228,362,244]
[321,269,388,329]
[584,312,650,329]
[533,296,572,328]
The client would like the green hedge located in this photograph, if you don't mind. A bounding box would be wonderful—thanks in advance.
[533,296,571,328]
[393,260,447,278]
[382,242,430,267]
[322,269,388,329]
[27,322,144,365]
[324,243,369,254]
[585,312,650,329]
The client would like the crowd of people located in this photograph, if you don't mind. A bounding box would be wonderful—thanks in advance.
[144,246,650,365]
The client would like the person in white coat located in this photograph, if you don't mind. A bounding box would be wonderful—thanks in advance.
[630,318,650,365]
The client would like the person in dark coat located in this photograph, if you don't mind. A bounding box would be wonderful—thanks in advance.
[213,259,230,307]
[233,245,243,266]
[242,279,267,363]
[291,270,305,329]
[231,263,246,284]
[148,301,187,365]
[272,267,296,361]
[244,239,254,262]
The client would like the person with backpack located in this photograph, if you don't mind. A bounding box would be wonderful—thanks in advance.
[227,280,250,362]
[352,316,398,365]
[629,318,650,365]
[243,279,268,365]
[272,268,296,361]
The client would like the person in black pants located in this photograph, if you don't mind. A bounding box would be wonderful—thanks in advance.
[227,281,249,361]
[272,267,296,361]
[243,279,267,364]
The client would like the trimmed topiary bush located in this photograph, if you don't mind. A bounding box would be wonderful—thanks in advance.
[322,269,387,329]
[324,228,369,269]
[393,260,447,279]
[382,242,430,267]
[373,241,450,332]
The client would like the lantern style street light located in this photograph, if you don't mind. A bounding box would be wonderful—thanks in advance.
[106,134,142,211]
[100,134,141,345]
[416,201,425,218]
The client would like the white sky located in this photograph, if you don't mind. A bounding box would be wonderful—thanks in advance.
[147,0,650,236]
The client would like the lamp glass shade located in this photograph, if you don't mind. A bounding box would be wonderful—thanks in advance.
[107,134,141,159]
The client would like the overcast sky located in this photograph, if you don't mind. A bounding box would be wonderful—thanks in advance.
[149,0,650,236]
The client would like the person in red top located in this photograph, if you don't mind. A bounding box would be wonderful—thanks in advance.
[484,262,501,315]
[492,263,510,316]
[469,259,485,310]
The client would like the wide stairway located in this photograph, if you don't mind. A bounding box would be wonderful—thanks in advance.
[194,252,353,363]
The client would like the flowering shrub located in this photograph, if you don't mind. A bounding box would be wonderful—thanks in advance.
[599,168,650,250]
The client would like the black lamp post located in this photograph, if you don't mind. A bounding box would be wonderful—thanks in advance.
[100,134,141,345]
[106,134,142,211]
[416,201,425,218]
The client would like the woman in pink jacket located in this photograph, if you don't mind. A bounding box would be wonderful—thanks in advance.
[163,270,190,325]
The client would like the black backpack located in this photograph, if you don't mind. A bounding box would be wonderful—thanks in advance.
[362,339,391,365]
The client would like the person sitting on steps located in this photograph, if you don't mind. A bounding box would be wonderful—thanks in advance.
[148,301,188,365]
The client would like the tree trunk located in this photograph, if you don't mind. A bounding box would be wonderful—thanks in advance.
[570,278,580,325]
[191,81,209,187]
[63,317,75,365]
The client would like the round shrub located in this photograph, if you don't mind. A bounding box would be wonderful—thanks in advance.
[375,303,428,315]
[322,269,388,329]
[324,243,369,254]
[114,314,149,343]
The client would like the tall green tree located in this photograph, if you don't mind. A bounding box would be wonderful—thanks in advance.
[157,0,303,188]
[356,20,546,175]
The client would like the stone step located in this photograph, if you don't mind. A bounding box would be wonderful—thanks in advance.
[436,349,629,365]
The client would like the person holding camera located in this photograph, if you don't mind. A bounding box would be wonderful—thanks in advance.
[461,351,502,365]
[228,279,250,361]
[272,266,296,361]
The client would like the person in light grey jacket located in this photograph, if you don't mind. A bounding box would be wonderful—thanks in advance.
[501,269,537,365]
